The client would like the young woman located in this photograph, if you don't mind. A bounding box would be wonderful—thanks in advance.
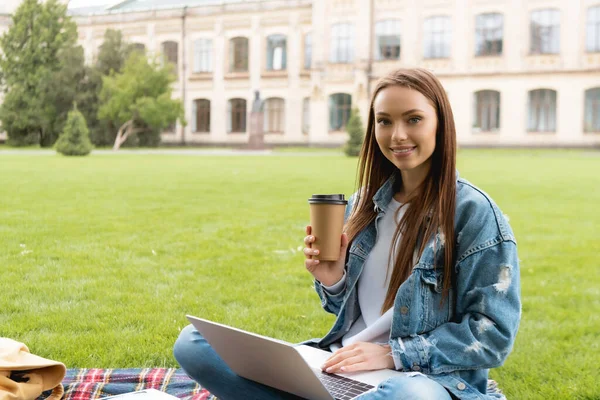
[174,68,521,400]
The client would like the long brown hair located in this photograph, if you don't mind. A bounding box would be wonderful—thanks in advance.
[345,68,457,313]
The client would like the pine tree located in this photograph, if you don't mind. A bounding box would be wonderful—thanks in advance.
[344,108,365,157]
[55,105,93,156]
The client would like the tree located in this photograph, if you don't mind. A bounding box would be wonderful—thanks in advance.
[79,29,138,147]
[55,104,93,156]
[98,52,185,151]
[344,108,365,157]
[0,0,82,147]
[40,45,87,146]
[96,29,137,76]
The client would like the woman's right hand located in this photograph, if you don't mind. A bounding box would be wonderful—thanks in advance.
[303,225,349,287]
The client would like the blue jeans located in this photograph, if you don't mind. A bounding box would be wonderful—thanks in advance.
[174,324,452,400]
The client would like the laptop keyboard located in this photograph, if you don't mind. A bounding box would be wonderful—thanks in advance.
[315,370,375,400]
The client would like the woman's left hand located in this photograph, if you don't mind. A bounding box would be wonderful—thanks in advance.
[321,342,395,374]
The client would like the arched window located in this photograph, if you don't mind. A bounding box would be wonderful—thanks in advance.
[194,38,213,73]
[161,41,178,76]
[302,97,310,135]
[475,13,503,56]
[264,98,285,134]
[473,90,501,132]
[304,33,312,69]
[584,87,600,132]
[266,34,287,71]
[586,6,600,53]
[192,99,210,133]
[530,9,560,54]
[375,20,401,60]
[527,89,557,132]
[329,93,352,131]
[423,16,452,59]
[228,98,247,133]
[229,37,249,72]
[330,23,354,63]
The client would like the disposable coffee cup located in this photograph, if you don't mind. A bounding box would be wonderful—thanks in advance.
[308,194,348,261]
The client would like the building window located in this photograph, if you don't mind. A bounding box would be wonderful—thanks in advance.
[192,99,210,133]
[131,43,146,53]
[375,20,401,60]
[530,9,560,54]
[267,34,287,71]
[584,88,600,132]
[586,6,600,53]
[473,90,500,132]
[304,33,312,69]
[528,89,557,132]
[302,97,310,135]
[229,37,249,72]
[264,98,285,134]
[423,16,452,59]
[193,38,212,73]
[330,23,354,63]
[227,99,247,133]
[329,93,352,131]
[475,13,503,56]
[161,41,178,76]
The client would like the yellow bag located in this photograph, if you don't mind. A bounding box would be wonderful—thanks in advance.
[0,338,66,400]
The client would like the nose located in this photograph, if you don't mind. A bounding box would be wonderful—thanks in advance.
[392,124,408,141]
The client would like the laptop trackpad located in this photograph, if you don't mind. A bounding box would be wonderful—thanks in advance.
[294,345,409,387]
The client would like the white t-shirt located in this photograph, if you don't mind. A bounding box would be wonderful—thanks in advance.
[324,197,406,351]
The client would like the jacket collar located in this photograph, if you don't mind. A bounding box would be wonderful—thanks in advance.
[372,174,398,213]
[371,170,461,213]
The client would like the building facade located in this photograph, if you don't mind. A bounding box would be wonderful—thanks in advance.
[2,0,600,146]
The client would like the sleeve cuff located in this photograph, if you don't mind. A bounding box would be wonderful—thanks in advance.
[321,270,347,295]
[389,335,430,373]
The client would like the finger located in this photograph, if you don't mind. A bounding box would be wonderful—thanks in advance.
[341,232,349,247]
[304,259,320,272]
[304,235,315,246]
[338,233,349,258]
[336,361,371,373]
[325,355,365,373]
[303,247,319,258]
[306,225,312,235]
[321,346,356,370]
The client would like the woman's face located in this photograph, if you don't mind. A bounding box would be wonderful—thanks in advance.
[373,85,438,178]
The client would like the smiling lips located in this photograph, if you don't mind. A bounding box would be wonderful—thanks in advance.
[390,146,417,156]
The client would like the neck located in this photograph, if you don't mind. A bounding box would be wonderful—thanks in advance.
[396,161,431,202]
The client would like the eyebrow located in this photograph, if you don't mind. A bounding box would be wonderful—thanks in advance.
[375,109,424,116]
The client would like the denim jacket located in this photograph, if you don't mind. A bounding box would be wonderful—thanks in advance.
[313,173,521,399]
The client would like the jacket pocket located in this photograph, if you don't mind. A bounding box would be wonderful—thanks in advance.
[421,269,443,293]
[418,269,451,332]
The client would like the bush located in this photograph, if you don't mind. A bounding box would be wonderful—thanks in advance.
[344,108,365,157]
[55,105,93,156]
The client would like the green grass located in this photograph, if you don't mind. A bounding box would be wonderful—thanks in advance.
[271,146,343,154]
[1,149,598,399]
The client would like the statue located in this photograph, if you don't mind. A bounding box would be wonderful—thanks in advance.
[248,90,265,150]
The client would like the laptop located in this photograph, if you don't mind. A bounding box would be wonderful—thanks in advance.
[100,389,179,400]
[187,315,406,400]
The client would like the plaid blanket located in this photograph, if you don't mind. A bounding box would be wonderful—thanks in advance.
[38,369,215,400]
[38,368,502,399]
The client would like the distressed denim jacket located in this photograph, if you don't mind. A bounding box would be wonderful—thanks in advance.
[313,173,521,399]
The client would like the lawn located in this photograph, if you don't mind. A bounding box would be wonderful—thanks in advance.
[1,149,598,399]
